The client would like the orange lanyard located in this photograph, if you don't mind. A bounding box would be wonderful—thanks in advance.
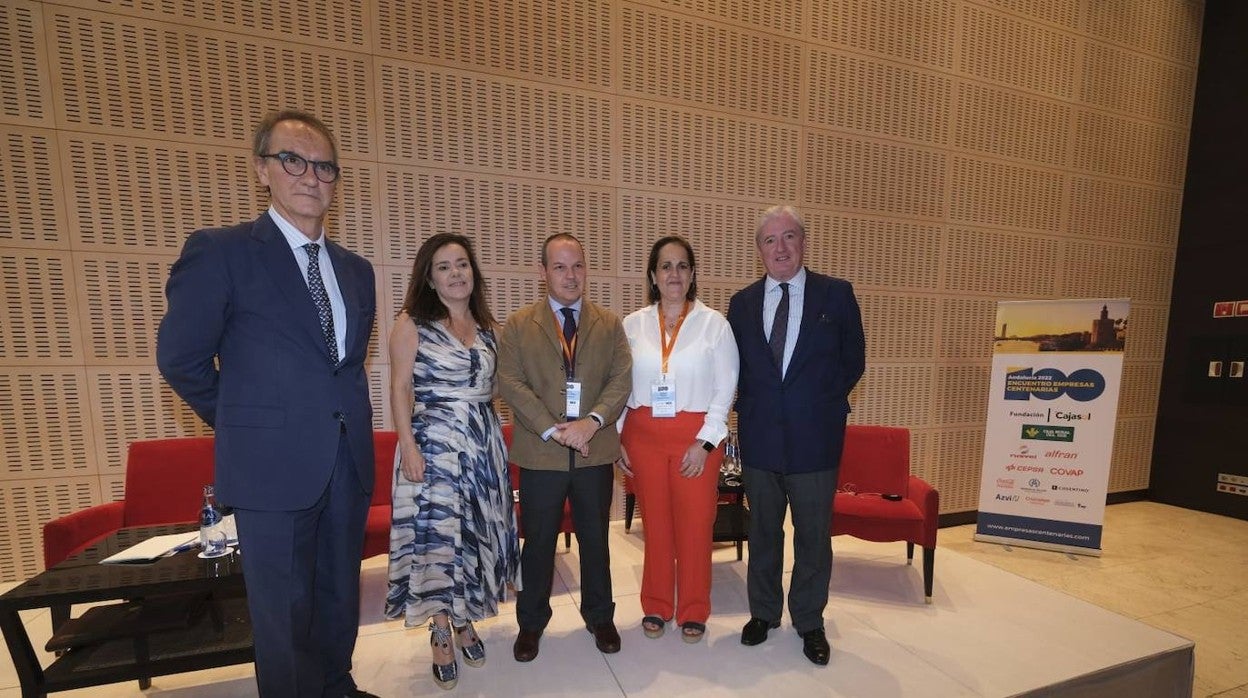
[658,301,690,375]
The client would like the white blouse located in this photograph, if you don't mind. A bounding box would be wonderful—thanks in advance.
[620,299,740,446]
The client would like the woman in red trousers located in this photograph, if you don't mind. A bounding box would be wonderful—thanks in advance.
[618,235,739,643]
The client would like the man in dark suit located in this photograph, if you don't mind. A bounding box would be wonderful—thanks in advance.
[157,110,378,698]
[497,233,632,663]
[726,204,866,666]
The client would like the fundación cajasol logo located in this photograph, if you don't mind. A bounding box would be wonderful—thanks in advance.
[1004,367,1105,402]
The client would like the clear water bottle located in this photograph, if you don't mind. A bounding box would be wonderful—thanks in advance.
[721,430,742,486]
[199,484,225,554]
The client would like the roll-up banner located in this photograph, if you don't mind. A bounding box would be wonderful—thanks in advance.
[974,299,1129,556]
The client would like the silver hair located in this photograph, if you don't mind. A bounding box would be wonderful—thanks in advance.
[755,204,806,238]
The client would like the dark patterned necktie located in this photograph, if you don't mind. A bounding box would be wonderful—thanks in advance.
[769,282,790,371]
[304,242,339,364]
[560,306,578,465]
[560,307,576,374]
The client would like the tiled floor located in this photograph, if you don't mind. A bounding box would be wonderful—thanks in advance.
[1,500,1242,697]
[941,501,1248,698]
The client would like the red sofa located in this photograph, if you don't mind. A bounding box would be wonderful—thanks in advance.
[43,431,400,570]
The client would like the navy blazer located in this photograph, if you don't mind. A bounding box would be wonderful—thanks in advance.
[727,269,865,474]
[157,213,377,511]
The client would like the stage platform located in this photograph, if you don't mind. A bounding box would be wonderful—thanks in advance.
[1,522,1193,697]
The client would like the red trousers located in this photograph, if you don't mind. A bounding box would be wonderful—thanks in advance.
[620,407,723,625]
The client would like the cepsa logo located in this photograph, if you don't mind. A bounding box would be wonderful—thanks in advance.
[1004,367,1105,402]
[1005,463,1043,473]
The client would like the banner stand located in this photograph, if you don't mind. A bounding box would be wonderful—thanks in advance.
[973,299,1129,557]
[971,533,1103,557]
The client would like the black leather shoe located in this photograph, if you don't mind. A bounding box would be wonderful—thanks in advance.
[740,617,780,646]
[801,627,831,665]
[587,621,621,653]
[513,629,542,662]
[344,690,381,697]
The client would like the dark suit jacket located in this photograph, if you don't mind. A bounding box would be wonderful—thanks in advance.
[157,212,377,510]
[727,269,865,474]
[497,298,632,469]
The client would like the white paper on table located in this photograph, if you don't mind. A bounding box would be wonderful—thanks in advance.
[98,532,200,564]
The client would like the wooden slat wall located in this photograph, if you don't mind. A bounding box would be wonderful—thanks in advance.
[0,0,1202,581]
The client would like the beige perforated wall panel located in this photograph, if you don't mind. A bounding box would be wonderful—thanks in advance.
[0,0,53,126]
[375,0,612,88]
[87,369,213,474]
[1,251,81,364]
[48,7,374,155]
[0,0,1200,580]
[653,0,803,36]
[809,0,956,68]
[807,51,951,145]
[621,5,802,120]
[1,126,64,248]
[64,136,265,251]
[1,478,100,581]
[0,370,95,479]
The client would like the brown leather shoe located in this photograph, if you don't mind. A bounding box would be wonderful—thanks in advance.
[513,629,542,662]
[587,621,621,654]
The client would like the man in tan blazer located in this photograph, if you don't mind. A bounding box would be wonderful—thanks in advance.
[498,233,632,662]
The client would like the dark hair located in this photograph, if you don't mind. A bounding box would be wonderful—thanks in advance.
[252,110,339,162]
[400,233,495,327]
[645,235,698,304]
[540,233,583,265]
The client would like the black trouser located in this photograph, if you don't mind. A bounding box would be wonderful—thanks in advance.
[743,467,837,634]
[515,463,615,631]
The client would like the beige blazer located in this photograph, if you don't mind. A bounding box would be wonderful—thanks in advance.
[498,298,632,470]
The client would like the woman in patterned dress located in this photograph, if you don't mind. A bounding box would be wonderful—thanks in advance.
[385,233,520,690]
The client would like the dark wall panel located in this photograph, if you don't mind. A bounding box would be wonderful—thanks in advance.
[1152,1,1248,519]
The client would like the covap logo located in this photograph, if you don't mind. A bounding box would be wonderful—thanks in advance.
[1004,367,1105,402]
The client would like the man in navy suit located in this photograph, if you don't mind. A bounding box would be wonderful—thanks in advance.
[158,111,378,697]
[727,204,865,666]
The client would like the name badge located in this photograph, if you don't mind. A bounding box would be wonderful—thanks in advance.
[565,380,582,419]
[651,376,676,418]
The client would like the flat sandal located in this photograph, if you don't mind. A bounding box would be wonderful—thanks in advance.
[680,621,706,644]
[641,615,666,639]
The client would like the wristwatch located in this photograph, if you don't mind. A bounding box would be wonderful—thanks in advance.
[700,440,715,452]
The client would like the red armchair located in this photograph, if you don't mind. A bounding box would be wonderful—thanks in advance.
[43,437,217,569]
[362,430,399,559]
[831,425,939,603]
[504,423,573,549]
[44,431,400,569]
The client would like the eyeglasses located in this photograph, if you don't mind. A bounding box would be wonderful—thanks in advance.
[259,151,341,183]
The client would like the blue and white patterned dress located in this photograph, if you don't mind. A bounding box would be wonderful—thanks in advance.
[385,320,521,627]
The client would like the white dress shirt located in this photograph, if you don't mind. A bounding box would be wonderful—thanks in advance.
[620,299,740,446]
[763,267,806,377]
[270,206,347,360]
